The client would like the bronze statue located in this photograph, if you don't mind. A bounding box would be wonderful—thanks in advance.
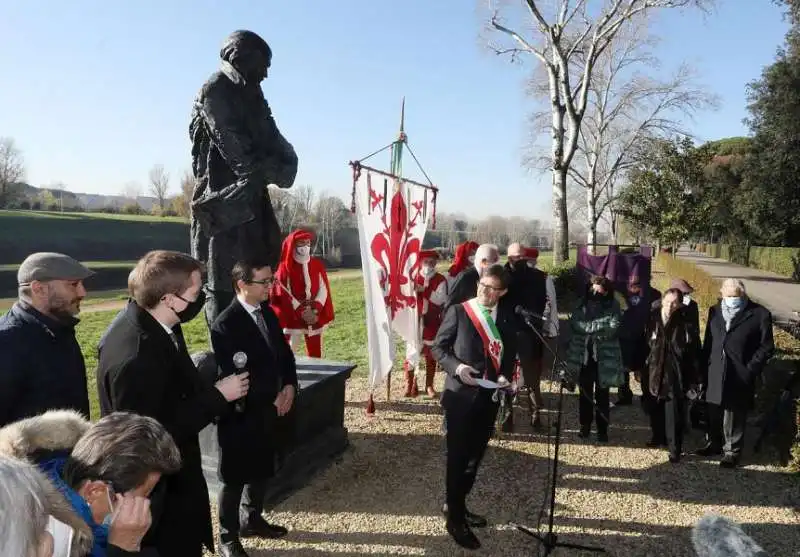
[189,30,298,327]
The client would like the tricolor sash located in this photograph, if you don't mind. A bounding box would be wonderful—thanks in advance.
[462,298,504,373]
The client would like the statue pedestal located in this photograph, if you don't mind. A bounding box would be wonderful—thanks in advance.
[197,356,355,510]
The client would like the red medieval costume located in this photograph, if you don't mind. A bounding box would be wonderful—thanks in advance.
[446,241,478,289]
[404,249,448,397]
[270,229,334,358]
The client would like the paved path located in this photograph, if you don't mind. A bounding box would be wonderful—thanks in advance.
[677,248,800,325]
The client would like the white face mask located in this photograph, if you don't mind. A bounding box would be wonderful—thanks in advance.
[295,245,310,257]
[683,294,691,306]
[467,255,475,264]
[47,515,74,557]
[421,265,435,277]
[527,260,537,269]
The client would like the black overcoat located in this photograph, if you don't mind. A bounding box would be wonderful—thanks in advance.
[96,301,228,554]
[701,300,775,409]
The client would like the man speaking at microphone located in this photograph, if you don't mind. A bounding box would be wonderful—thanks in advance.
[210,259,298,557]
[432,264,517,550]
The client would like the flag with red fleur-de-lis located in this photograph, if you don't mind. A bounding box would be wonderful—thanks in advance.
[354,168,434,392]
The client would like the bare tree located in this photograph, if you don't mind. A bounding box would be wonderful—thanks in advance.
[487,0,711,262]
[314,193,351,256]
[148,164,170,214]
[171,169,195,217]
[0,137,25,208]
[270,188,304,232]
[568,23,717,249]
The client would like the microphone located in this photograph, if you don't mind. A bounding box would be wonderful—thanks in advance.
[691,514,768,557]
[515,305,546,322]
[232,352,248,413]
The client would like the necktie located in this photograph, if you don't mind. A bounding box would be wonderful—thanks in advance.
[167,330,179,350]
[253,308,270,341]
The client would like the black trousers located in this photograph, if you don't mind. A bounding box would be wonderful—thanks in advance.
[444,394,498,525]
[650,396,686,457]
[218,480,268,543]
[578,359,610,434]
[706,403,748,456]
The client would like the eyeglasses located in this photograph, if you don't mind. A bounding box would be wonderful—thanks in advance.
[247,278,274,286]
[478,282,503,291]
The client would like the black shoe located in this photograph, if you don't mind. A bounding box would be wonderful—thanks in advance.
[693,444,723,457]
[597,431,609,443]
[240,517,288,539]
[668,453,681,464]
[441,504,488,528]
[219,540,249,557]
[719,453,739,468]
[446,521,481,550]
[578,426,591,439]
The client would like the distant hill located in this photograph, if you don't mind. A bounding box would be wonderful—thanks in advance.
[8,182,157,212]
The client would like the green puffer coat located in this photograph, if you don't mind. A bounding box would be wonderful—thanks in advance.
[565,297,624,388]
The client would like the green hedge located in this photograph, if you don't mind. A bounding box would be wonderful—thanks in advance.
[748,247,800,280]
[697,243,800,280]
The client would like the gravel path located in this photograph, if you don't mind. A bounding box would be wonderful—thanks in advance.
[204,374,799,556]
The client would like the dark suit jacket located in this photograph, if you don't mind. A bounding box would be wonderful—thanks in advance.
[96,301,228,554]
[443,267,479,313]
[210,298,298,483]
[702,300,775,409]
[432,301,517,412]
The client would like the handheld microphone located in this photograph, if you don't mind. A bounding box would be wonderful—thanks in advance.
[514,305,546,322]
[691,514,768,557]
[232,352,248,413]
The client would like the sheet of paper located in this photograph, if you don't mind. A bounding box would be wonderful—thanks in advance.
[475,378,503,389]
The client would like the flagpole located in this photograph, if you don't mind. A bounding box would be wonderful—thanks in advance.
[385,97,406,403]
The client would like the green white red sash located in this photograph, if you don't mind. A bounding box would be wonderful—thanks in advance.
[462,298,504,372]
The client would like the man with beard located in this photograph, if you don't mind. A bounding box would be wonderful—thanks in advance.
[190,30,299,328]
[97,250,250,557]
[0,252,94,427]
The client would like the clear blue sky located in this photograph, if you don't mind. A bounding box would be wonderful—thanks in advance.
[0,0,788,220]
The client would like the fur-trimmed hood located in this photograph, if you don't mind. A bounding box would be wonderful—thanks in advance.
[0,410,94,557]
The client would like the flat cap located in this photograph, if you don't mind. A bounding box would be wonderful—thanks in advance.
[670,278,694,294]
[17,252,94,285]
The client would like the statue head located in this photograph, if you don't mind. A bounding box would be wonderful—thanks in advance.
[220,30,272,83]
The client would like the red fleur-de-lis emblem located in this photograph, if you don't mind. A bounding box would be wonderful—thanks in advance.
[489,340,501,357]
[369,179,424,319]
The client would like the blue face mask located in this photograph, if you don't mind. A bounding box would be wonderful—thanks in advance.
[629,295,641,306]
[722,296,744,309]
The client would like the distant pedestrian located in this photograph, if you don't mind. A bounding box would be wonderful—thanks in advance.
[0,252,94,427]
[696,278,774,468]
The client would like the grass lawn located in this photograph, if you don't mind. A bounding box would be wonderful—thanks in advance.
[0,209,190,265]
[70,256,572,419]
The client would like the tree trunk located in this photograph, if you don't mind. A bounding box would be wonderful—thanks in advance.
[586,187,598,254]
[552,166,569,263]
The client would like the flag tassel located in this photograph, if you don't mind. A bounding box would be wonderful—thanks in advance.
[366,393,376,415]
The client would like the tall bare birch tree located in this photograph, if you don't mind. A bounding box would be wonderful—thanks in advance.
[569,23,716,248]
[488,0,711,263]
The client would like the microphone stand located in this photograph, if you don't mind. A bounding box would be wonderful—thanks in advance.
[509,314,606,556]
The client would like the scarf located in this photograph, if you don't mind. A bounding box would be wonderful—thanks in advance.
[39,457,109,557]
[721,302,742,331]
